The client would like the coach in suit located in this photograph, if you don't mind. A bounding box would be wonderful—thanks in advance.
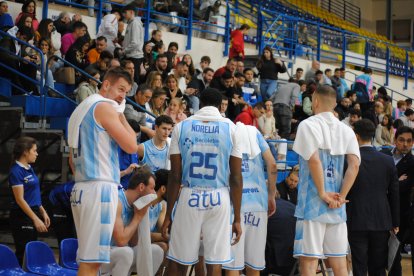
[382,126,414,276]
[347,119,400,276]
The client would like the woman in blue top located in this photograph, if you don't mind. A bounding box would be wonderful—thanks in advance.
[9,136,50,264]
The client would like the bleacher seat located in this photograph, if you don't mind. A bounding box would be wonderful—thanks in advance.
[24,241,77,276]
[59,238,79,270]
[0,77,12,99]
[286,150,299,167]
[0,244,38,276]
[277,171,288,184]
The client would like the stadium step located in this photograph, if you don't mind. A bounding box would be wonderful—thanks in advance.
[10,95,76,117]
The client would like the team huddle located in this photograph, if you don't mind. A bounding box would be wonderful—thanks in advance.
[67,67,359,276]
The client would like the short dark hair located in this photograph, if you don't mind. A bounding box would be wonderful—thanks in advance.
[177,61,188,68]
[239,24,250,30]
[234,72,245,79]
[349,109,361,117]
[168,42,178,50]
[296,67,303,73]
[221,71,233,80]
[393,119,404,130]
[127,119,141,133]
[155,115,174,127]
[353,119,375,141]
[152,29,161,36]
[201,56,211,64]
[346,90,356,98]
[324,68,332,74]
[203,67,214,74]
[298,80,305,86]
[395,126,414,139]
[221,95,228,101]
[154,169,169,191]
[200,88,223,109]
[315,70,323,75]
[99,50,114,60]
[156,53,167,60]
[243,68,253,74]
[339,67,346,72]
[123,3,137,12]
[404,109,414,117]
[334,68,340,73]
[405,98,412,105]
[137,84,152,94]
[104,67,132,85]
[253,102,265,109]
[128,167,155,190]
[96,36,107,42]
[72,21,87,31]
[363,67,372,74]
[226,58,237,64]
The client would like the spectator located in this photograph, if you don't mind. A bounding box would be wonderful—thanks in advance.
[382,127,414,275]
[147,53,169,82]
[338,67,349,97]
[341,109,361,128]
[346,90,357,104]
[195,55,211,76]
[34,19,52,46]
[313,69,323,86]
[352,67,373,112]
[96,10,122,53]
[258,100,277,140]
[147,88,167,117]
[125,84,155,141]
[118,119,140,189]
[304,60,320,82]
[0,25,35,94]
[166,41,178,71]
[85,50,113,82]
[234,102,265,128]
[400,109,414,128]
[87,36,107,64]
[121,59,138,96]
[236,60,244,74]
[334,97,352,121]
[123,3,144,82]
[138,41,155,82]
[61,21,87,56]
[392,100,407,120]
[196,67,214,93]
[182,54,196,77]
[213,57,237,79]
[229,23,250,60]
[149,29,163,46]
[405,98,413,111]
[170,61,189,92]
[242,67,261,105]
[270,79,300,139]
[297,25,316,47]
[0,1,14,30]
[296,79,307,105]
[15,0,38,31]
[53,12,71,36]
[152,42,165,60]
[347,119,399,276]
[331,68,341,100]
[256,46,287,100]
[374,114,394,147]
[146,71,163,90]
[164,97,187,124]
[16,14,33,30]
[292,67,304,82]
[9,136,50,264]
[277,170,299,205]
[74,67,100,103]
[36,38,55,91]
[364,101,384,127]
[220,95,228,117]
[323,68,332,86]
[64,36,90,84]
[301,81,316,118]
[164,74,185,105]
[228,72,247,118]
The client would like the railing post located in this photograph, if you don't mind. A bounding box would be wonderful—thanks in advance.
[316,25,321,61]
[42,0,49,20]
[343,1,346,21]
[257,5,263,51]
[385,47,390,86]
[328,0,331,12]
[364,39,369,69]
[404,50,408,90]
[144,0,151,42]
[186,0,193,50]
[96,0,103,32]
[223,0,230,57]
[342,32,346,68]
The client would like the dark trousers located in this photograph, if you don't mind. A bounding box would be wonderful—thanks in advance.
[51,205,76,247]
[273,103,292,139]
[9,207,40,265]
[129,57,144,84]
[348,230,389,276]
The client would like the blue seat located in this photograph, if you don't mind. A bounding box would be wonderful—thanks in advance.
[60,238,79,270]
[286,150,299,167]
[0,244,38,276]
[24,241,77,276]
[277,171,287,184]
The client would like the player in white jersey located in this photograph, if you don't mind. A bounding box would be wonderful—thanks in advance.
[137,115,174,172]
[68,68,139,276]
[161,88,243,276]
[223,124,277,276]
[292,85,360,276]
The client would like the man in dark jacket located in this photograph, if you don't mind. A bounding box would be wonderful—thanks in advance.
[347,119,399,276]
[277,170,299,205]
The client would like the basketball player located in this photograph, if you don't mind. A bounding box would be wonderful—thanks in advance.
[68,67,138,276]
[161,88,243,275]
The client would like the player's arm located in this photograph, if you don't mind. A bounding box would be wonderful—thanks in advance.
[151,202,167,242]
[137,143,145,158]
[229,155,243,244]
[95,102,138,154]
[262,149,277,216]
[338,154,359,202]
[162,154,182,239]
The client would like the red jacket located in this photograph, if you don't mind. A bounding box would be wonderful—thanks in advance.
[229,29,245,59]
[234,106,257,127]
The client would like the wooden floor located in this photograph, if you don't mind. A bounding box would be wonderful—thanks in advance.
[402,257,413,275]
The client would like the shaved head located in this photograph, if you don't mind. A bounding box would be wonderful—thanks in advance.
[312,85,337,114]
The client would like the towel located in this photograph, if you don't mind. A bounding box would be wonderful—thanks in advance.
[235,122,261,159]
[190,106,229,122]
[68,94,124,149]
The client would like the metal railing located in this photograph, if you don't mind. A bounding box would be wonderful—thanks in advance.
[321,0,361,27]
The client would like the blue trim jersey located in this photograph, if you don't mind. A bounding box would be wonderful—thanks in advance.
[241,132,269,213]
[49,181,75,210]
[119,148,138,189]
[149,201,163,232]
[111,189,133,246]
[141,139,170,172]
[73,102,120,184]
[293,112,360,224]
[9,162,41,208]
[169,106,241,189]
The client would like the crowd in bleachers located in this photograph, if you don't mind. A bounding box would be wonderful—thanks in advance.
[2,0,414,275]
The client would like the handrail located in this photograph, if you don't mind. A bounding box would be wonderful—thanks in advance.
[46,55,157,118]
